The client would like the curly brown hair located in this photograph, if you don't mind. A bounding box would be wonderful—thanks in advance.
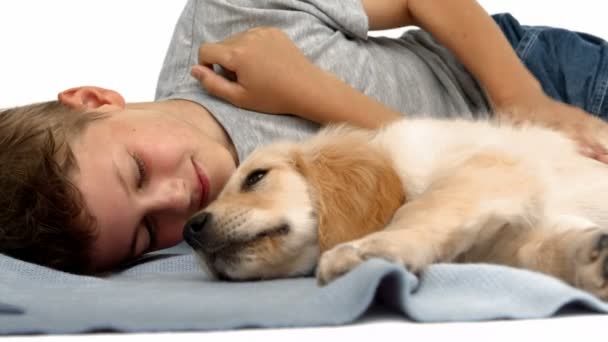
[0,101,105,274]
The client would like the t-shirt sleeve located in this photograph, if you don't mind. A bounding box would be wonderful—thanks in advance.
[288,0,369,39]
[193,0,368,42]
[211,0,369,40]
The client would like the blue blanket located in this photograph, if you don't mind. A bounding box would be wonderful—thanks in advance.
[2,243,608,334]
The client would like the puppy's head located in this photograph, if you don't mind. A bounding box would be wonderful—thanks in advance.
[184,141,319,280]
[184,126,405,280]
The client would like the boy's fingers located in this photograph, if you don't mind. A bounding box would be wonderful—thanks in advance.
[198,43,236,70]
[191,66,245,105]
[191,65,210,79]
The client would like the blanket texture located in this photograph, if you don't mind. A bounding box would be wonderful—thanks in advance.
[2,243,608,334]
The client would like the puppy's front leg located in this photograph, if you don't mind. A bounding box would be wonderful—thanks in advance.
[317,153,542,285]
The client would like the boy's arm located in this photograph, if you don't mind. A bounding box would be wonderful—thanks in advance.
[192,27,402,129]
[192,0,542,123]
[362,0,608,159]
[362,0,542,110]
[191,3,608,159]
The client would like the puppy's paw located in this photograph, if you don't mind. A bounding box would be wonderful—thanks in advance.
[316,243,364,286]
[575,230,608,300]
[316,234,431,286]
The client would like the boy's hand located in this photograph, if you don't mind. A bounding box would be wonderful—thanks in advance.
[191,27,320,115]
[496,94,608,163]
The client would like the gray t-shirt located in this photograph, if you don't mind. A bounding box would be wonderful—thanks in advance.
[155,0,491,162]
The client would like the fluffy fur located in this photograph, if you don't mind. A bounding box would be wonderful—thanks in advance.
[184,117,608,300]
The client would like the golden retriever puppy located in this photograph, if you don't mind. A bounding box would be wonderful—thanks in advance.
[184,117,608,299]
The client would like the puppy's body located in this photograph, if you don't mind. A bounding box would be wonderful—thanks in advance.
[184,117,608,299]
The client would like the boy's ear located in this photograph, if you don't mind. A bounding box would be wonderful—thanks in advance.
[58,86,126,110]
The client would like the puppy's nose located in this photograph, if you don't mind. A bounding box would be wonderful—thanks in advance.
[183,212,212,249]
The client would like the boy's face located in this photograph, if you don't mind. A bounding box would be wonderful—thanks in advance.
[64,87,236,271]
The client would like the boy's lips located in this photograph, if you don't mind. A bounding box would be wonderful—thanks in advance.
[192,159,210,210]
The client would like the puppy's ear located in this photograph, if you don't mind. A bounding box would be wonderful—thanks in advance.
[290,147,309,175]
[292,134,406,252]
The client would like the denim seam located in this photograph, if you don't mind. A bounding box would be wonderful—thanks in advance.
[515,29,540,61]
[591,44,608,115]
[592,77,607,115]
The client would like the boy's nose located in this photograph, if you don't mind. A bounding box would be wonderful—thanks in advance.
[150,178,191,212]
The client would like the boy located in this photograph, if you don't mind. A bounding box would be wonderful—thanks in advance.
[2,0,608,274]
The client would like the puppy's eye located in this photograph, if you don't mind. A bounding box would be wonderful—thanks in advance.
[242,169,268,190]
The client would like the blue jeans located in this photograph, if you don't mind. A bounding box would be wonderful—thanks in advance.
[493,13,608,119]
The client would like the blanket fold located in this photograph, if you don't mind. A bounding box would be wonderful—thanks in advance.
[1,248,607,334]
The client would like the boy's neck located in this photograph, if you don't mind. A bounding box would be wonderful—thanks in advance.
[126,99,238,165]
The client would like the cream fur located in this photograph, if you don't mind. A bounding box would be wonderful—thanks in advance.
[188,117,608,299]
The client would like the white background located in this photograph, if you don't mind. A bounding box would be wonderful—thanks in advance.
[0,0,607,108]
[1,1,607,341]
